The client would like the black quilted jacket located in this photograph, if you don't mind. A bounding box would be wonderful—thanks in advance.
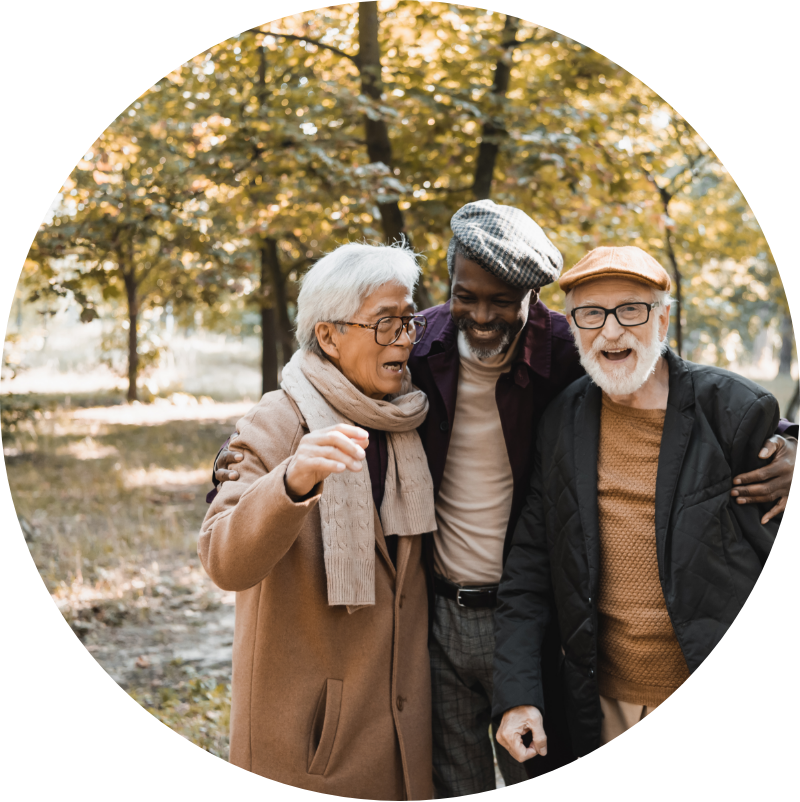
[492,349,780,756]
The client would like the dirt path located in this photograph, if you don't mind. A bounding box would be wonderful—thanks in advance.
[54,557,236,757]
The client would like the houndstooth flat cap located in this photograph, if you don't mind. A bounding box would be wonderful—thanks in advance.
[447,200,563,289]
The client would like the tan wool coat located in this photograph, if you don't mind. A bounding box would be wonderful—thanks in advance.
[198,390,433,800]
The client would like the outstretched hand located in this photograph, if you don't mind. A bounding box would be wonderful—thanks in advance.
[731,434,796,524]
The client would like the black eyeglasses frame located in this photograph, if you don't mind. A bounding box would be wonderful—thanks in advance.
[570,301,661,330]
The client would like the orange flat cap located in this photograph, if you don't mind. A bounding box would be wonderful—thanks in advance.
[559,246,671,293]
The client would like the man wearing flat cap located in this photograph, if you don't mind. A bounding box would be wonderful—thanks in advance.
[493,245,793,763]
[209,206,796,796]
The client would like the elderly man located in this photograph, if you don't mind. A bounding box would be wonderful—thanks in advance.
[493,246,790,762]
[210,203,797,795]
[200,242,435,799]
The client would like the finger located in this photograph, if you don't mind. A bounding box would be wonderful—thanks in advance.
[309,446,364,471]
[331,423,370,442]
[218,452,241,469]
[530,722,548,757]
[757,435,781,461]
[303,457,349,475]
[732,482,776,503]
[318,431,368,461]
[761,496,787,525]
[215,468,238,483]
[497,730,533,763]
[732,464,781,487]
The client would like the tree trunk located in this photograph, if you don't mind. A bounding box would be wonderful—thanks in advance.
[123,271,139,402]
[358,2,432,309]
[472,15,520,200]
[262,237,295,367]
[660,193,683,357]
[261,305,279,394]
[358,1,404,245]
[259,243,280,393]
[779,312,794,375]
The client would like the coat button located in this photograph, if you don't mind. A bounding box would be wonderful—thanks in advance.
[396,696,405,711]
[588,597,592,605]
[589,668,595,678]
[439,420,450,432]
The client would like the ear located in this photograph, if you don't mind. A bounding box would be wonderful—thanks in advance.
[658,304,671,342]
[314,322,343,360]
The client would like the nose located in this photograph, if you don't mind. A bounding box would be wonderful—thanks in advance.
[395,323,413,349]
[471,300,495,326]
[601,312,625,339]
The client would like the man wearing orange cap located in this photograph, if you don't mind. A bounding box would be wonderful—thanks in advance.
[493,245,792,762]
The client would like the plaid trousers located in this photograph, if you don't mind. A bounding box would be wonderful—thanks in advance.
[430,593,529,798]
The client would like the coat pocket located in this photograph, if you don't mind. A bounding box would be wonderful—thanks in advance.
[307,678,343,776]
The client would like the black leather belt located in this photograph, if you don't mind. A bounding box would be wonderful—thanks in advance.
[434,575,499,609]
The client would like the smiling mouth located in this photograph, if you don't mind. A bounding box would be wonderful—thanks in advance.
[381,360,406,374]
[601,348,633,362]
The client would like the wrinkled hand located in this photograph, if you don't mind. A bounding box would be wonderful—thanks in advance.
[215,433,243,485]
[285,424,369,499]
[731,435,796,524]
[496,705,547,763]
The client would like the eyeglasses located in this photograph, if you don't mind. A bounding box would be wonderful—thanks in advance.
[570,302,660,330]
[331,314,428,346]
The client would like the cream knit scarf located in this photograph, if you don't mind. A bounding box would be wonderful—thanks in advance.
[281,349,436,608]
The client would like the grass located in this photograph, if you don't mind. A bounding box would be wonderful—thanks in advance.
[5,399,235,591]
[3,392,244,758]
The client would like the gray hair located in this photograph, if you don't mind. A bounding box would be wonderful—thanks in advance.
[295,241,421,357]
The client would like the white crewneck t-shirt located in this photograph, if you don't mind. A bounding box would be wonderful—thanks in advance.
[433,329,522,586]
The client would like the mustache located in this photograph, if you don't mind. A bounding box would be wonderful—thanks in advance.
[455,317,513,336]
[589,331,643,356]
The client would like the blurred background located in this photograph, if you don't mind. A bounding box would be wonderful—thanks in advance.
[2,1,797,763]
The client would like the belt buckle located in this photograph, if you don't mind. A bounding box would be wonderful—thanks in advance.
[456,588,467,608]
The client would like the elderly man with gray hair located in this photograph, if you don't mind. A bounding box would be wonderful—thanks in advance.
[494,246,791,762]
[199,242,435,799]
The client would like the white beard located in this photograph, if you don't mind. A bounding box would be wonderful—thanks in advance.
[573,321,667,397]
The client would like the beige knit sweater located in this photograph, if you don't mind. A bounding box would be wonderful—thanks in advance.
[596,394,690,707]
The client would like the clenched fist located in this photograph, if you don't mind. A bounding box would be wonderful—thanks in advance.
[496,705,548,763]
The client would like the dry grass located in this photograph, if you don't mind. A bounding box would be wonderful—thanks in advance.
[5,399,246,592]
[4,395,247,758]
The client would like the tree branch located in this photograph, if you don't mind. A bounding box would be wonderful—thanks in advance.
[261,31,361,67]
